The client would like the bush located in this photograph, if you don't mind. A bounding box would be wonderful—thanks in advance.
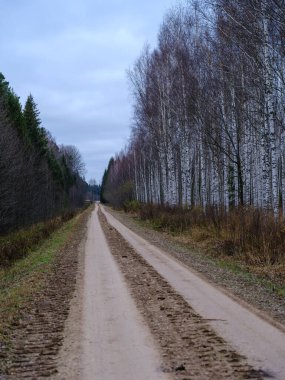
[123,200,141,213]
[139,204,207,232]
[137,203,285,266]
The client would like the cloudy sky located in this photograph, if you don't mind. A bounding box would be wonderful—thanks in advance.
[0,0,178,183]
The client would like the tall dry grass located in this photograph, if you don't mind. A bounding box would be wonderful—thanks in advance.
[138,204,285,267]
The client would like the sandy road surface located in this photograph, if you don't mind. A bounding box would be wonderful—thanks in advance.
[101,205,285,380]
[57,205,169,380]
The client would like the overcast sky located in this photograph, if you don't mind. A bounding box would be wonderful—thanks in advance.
[0,0,178,183]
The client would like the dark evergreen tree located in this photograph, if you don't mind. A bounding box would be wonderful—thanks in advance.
[0,73,89,236]
[7,91,25,137]
[100,158,114,203]
[0,72,9,96]
[23,94,47,154]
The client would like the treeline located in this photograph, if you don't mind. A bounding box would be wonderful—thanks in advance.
[102,0,285,216]
[0,73,88,234]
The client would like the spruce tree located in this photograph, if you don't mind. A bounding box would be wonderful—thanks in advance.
[0,74,25,137]
[7,90,25,137]
[23,94,47,154]
[0,72,9,96]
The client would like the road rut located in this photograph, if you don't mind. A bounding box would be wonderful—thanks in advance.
[56,205,285,379]
[101,205,285,380]
[57,205,169,380]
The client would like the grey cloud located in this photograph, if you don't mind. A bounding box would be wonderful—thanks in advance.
[0,0,178,182]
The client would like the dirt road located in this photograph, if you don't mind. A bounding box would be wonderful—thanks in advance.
[56,205,170,380]
[56,205,285,379]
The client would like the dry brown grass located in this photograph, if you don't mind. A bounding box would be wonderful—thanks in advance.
[137,204,285,288]
[0,211,77,266]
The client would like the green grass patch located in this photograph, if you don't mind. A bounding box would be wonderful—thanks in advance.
[0,215,79,341]
[277,287,285,297]
[217,258,248,275]
[0,219,61,266]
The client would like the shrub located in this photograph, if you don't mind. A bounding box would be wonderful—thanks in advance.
[137,203,285,266]
[123,200,141,213]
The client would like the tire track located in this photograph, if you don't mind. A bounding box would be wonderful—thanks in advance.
[1,211,90,379]
[99,209,265,380]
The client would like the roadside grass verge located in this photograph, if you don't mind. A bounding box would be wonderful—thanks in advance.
[124,203,285,295]
[0,211,84,344]
[0,211,79,267]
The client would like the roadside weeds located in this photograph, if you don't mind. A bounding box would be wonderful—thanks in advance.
[99,209,265,380]
[106,207,285,327]
[0,206,92,378]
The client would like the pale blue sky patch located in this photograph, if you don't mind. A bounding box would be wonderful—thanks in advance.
[0,0,178,182]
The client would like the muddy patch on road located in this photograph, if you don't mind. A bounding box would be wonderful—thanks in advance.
[100,209,265,380]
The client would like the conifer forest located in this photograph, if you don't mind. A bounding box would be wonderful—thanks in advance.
[0,74,88,234]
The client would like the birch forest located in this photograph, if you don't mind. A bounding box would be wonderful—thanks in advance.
[102,0,285,217]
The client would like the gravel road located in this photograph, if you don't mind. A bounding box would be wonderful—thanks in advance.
[100,205,285,380]
[8,204,283,379]
[56,204,285,379]
[56,205,169,380]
